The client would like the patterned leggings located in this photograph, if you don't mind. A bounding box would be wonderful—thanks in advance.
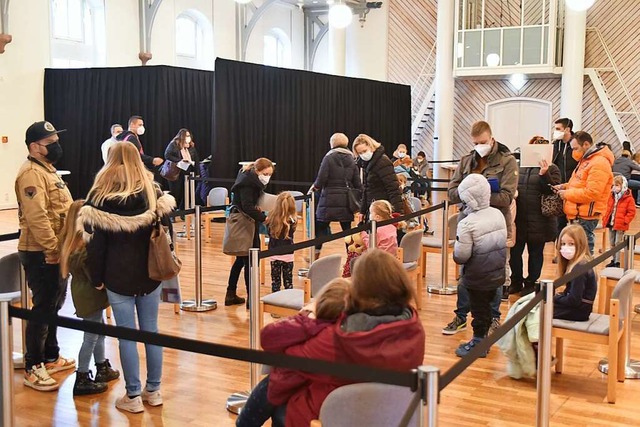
[271,261,294,292]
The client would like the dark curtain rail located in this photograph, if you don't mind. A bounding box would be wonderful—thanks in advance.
[0,231,20,242]
[9,306,417,390]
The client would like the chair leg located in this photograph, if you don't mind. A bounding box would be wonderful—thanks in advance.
[106,306,112,320]
[555,337,564,374]
[186,215,192,240]
[618,327,627,383]
[204,214,211,243]
[608,335,618,403]
[421,249,427,278]
[261,259,266,285]
[415,270,422,310]
[174,303,180,314]
[259,301,265,330]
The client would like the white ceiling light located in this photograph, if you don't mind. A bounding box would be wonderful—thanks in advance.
[486,53,500,67]
[235,0,253,4]
[509,73,527,91]
[565,0,596,11]
[329,3,353,29]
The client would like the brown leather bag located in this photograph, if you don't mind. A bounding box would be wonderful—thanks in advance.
[148,218,182,281]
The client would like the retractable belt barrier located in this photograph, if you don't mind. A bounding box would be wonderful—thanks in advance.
[260,202,446,259]
[190,176,315,188]
[167,195,311,220]
[7,306,417,389]
[428,159,460,164]
[0,232,20,242]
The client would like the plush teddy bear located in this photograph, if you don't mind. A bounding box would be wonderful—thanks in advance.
[342,233,365,278]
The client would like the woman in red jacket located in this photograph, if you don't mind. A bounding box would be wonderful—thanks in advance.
[602,175,636,267]
[236,250,426,427]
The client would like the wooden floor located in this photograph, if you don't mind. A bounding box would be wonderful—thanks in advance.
[3,199,640,427]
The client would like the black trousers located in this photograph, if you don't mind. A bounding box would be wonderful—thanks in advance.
[227,256,250,295]
[467,288,497,339]
[509,240,546,287]
[315,220,352,251]
[18,251,67,370]
[168,175,185,211]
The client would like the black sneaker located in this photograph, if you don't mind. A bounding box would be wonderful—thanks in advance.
[508,284,523,295]
[225,292,246,306]
[442,316,467,335]
[73,370,108,396]
[605,261,620,268]
[95,359,120,383]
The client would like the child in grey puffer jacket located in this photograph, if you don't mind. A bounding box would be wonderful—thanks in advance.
[453,174,507,357]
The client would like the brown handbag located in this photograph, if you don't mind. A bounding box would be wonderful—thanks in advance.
[148,217,182,281]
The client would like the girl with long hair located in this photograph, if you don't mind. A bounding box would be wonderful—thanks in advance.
[60,200,120,396]
[81,142,175,413]
[554,225,597,321]
[265,192,297,293]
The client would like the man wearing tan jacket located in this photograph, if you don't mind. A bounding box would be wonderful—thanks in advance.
[15,121,76,392]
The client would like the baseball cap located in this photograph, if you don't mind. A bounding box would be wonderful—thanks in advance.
[25,121,67,145]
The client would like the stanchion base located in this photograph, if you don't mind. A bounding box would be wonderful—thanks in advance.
[598,358,640,379]
[180,299,217,312]
[297,268,309,277]
[427,285,458,295]
[226,391,250,414]
[634,304,640,314]
[13,352,24,369]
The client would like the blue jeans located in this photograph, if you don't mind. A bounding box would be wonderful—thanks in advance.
[454,282,502,320]
[107,286,162,397]
[572,218,599,255]
[77,310,106,373]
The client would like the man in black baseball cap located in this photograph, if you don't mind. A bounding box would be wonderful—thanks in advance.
[16,120,75,391]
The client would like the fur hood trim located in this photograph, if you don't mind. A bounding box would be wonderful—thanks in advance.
[80,193,175,236]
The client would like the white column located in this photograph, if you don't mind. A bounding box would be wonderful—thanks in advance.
[328,26,346,76]
[432,0,456,180]
[560,7,587,131]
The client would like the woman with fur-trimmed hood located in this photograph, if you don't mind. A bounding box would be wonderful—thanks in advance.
[80,141,175,414]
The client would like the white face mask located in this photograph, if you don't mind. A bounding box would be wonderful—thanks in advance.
[258,174,270,186]
[398,152,406,158]
[136,125,146,136]
[560,245,576,260]
[185,136,192,144]
[474,143,492,158]
[553,130,564,141]
[359,151,373,162]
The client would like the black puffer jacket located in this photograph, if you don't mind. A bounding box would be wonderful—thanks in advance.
[515,165,562,244]
[81,190,175,296]
[358,146,404,215]
[231,168,267,247]
[313,148,362,222]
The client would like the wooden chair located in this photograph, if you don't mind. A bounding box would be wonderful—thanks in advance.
[310,383,418,427]
[421,213,459,279]
[597,267,624,314]
[259,254,342,329]
[552,269,636,403]
[203,187,229,243]
[287,190,306,237]
[398,229,424,309]
[594,224,608,254]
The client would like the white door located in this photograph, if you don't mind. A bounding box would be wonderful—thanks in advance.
[485,98,552,152]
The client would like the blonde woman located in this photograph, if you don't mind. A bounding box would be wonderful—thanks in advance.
[81,142,175,413]
[352,134,404,218]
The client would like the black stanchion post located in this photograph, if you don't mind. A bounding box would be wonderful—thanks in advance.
[535,280,553,427]
[180,205,217,312]
[226,248,261,414]
[0,297,17,426]
[599,233,640,378]
[428,199,457,295]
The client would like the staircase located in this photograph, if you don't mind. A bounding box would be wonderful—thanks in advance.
[410,43,437,150]
[585,27,640,145]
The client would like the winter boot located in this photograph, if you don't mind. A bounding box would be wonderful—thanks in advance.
[225,291,245,306]
[73,371,108,396]
[95,359,120,383]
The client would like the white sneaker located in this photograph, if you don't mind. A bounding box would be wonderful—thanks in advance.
[141,388,163,406]
[24,363,59,392]
[116,394,144,413]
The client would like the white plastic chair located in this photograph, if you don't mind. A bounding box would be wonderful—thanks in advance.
[204,187,229,242]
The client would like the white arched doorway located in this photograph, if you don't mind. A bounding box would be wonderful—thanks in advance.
[485,98,553,151]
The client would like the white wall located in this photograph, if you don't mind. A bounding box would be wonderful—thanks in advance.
[245,2,304,69]
[345,3,389,81]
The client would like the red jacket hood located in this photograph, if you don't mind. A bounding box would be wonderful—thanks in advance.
[269,308,425,427]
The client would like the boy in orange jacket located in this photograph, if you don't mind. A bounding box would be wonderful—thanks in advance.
[602,175,636,267]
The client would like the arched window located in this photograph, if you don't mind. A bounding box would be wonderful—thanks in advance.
[50,0,106,68]
[175,10,214,70]
[263,28,291,67]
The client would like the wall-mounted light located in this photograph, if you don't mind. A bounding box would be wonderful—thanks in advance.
[328,2,353,28]
[565,0,596,11]
[509,73,527,91]
[486,53,500,67]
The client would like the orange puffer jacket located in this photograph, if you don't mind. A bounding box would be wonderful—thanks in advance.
[564,144,614,220]
[602,189,636,231]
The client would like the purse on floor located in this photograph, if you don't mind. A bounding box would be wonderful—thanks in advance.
[148,217,182,281]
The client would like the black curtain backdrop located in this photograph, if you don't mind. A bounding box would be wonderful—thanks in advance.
[44,65,214,198]
[213,59,411,188]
